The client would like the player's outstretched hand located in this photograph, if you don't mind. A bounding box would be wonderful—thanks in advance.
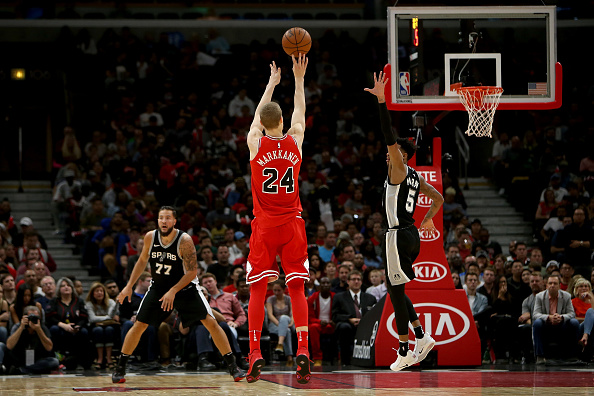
[292,53,308,79]
[159,290,176,311]
[269,61,281,86]
[117,285,133,305]
[419,218,437,235]
[364,71,388,101]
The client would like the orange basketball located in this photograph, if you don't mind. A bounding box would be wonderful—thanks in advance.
[282,27,312,56]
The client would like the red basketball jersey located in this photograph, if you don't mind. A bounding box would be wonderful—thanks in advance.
[250,135,302,228]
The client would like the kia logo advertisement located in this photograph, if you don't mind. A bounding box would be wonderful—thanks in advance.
[419,228,440,242]
[412,261,447,282]
[386,303,470,346]
[417,193,433,208]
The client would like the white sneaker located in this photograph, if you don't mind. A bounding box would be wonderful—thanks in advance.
[413,334,435,364]
[390,350,417,372]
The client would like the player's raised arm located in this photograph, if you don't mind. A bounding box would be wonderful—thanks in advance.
[365,71,407,184]
[418,175,444,233]
[248,61,282,150]
[287,53,308,147]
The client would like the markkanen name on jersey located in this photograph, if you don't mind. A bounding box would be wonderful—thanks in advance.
[256,150,299,166]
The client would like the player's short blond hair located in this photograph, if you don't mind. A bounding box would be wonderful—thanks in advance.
[260,102,282,130]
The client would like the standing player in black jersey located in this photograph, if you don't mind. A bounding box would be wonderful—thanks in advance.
[112,206,245,383]
[365,72,444,371]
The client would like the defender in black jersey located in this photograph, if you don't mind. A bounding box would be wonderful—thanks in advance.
[112,206,245,383]
[365,72,444,371]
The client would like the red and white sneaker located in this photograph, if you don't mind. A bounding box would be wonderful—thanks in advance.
[246,350,265,383]
[295,347,312,384]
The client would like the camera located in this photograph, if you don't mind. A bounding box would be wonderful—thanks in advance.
[28,314,39,324]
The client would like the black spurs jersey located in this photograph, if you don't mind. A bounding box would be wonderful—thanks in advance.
[383,166,420,229]
[148,229,186,291]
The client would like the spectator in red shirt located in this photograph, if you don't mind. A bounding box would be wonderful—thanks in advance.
[571,278,594,348]
[307,277,335,366]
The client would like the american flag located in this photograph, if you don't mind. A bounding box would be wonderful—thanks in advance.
[528,82,547,95]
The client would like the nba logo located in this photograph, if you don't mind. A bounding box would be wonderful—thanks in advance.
[399,72,410,96]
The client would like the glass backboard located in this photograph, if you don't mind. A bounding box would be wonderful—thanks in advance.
[386,6,561,111]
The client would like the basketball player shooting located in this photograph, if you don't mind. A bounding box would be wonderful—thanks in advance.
[112,206,245,383]
[365,71,444,371]
[245,54,312,384]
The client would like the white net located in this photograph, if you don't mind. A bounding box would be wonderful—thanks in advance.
[456,86,503,138]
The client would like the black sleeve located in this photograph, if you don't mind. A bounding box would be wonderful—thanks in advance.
[378,102,396,146]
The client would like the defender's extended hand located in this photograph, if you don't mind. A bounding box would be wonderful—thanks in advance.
[364,71,389,101]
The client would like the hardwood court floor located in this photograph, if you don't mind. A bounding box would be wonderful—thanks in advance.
[1,366,593,395]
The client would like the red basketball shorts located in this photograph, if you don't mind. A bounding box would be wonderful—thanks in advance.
[246,216,309,284]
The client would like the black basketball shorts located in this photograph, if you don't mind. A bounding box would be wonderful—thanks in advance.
[136,283,212,328]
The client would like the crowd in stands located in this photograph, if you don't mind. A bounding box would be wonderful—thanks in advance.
[1,22,594,373]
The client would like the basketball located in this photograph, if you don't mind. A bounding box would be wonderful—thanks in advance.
[282,27,312,56]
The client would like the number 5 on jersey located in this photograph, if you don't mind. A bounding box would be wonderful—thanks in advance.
[262,168,294,194]
[405,189,416,213]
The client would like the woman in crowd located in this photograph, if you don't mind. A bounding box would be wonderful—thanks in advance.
[322,261,337,282]
[222,266,245,293]
[452,271,463,289]
[492,254,507,277]
[198,245,217,273]
[9,283,43,326]
[304,268,318,297]
[266,280,295,366]
[535,189,558,220]
[85,282,120,370]
[571,278,594,349]
[488,275,517,363]
[46,277,91,369]
[360,239,382,269]
[308,253,324,277]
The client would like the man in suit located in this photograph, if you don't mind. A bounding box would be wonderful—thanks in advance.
[465,273,488,317]
[465,272,488,356]
[532,274,580,364]
[331,270,377,367]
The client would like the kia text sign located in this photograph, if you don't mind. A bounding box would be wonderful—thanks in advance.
[385,303,471,345]
[412,261,448,283]
[373,290,481,366]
